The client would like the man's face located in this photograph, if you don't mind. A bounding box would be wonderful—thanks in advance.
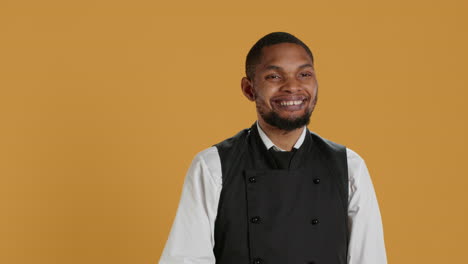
[242,43,318,131]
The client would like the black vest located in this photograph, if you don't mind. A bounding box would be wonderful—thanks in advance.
[212,122,349,264]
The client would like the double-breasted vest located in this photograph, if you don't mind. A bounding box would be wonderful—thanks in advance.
[212,122,349,264]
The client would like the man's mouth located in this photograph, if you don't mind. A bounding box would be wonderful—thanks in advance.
[278,100,304,106]
[272,96,308,111]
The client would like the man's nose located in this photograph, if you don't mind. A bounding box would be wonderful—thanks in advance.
[280,77,302,93]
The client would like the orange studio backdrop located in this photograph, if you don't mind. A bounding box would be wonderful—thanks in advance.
[0,0,467,263]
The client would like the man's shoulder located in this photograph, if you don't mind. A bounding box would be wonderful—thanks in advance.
[308,130,347,153]
[190,146,222,186]
[192,126,251,166]
[190,126,253,181]
[193,146,220,169]
[210,127,252,167]
[212,127,251,150]
[308,130,365,163]
[345,147,365,163]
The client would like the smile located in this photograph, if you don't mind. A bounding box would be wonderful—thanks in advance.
[272,97,307,111]
[279,100,304,106]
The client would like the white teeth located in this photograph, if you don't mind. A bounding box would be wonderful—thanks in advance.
[280,100,303,106]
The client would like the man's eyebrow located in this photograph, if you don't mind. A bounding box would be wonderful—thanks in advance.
[263,63,314,71]
[298,63,314,69]
[264,65,282,71]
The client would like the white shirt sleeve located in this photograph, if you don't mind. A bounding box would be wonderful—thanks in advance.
[346,148,388,264]
[159,147,222,264]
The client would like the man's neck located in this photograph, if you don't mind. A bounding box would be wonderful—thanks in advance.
[257,119,305,151]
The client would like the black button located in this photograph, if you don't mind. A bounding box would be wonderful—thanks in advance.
[311,218,319,225]
[249,177,256,183]
[251,216,260,223]
[313,178,320,184]
[253,258,263,264]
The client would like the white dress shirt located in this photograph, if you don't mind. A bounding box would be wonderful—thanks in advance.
[159,121,387,264]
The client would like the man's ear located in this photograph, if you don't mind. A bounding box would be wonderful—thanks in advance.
[241,77,255,101]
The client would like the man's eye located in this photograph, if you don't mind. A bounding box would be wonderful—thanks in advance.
[266,75,280,79]
[300,72,313,77]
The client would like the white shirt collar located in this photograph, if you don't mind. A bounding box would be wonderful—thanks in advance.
[256,120,307,152]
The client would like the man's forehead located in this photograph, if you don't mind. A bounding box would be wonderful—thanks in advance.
[259,43,313,65]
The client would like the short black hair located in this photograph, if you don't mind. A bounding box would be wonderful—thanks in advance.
[245,32,314,80]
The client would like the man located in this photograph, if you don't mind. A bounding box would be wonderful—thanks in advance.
[159,32,387,264]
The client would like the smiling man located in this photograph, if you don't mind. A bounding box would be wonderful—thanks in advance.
[159,32,387,264]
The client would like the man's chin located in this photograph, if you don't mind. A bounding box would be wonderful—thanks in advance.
[261,111,312,131]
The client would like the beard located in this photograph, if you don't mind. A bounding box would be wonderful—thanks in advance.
[261,109,311,131]
[257,94,317,132]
